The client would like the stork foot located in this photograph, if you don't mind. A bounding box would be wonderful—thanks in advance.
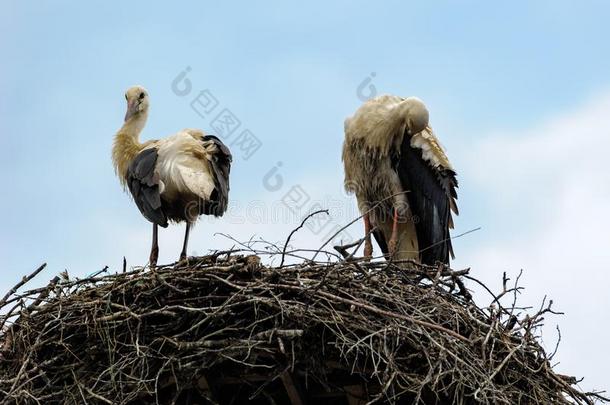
[149,249,159,270]
[388,238,398,257]
[363,240,373,261]
[177,254,190,267]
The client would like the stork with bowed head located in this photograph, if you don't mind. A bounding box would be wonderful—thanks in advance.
[112,86,232,267]
[342,95,458,265]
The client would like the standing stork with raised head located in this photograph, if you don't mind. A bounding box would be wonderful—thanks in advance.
[342,95,458,265]
[112,86,232,267]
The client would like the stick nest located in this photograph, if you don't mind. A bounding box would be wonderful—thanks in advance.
[0,253,606,404]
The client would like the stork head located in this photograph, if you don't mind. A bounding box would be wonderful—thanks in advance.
[124,85,149,121]
[404,97,429,135]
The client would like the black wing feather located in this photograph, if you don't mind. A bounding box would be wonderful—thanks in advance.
[126,148,168,227]
[201,135,232,216]
[393,135,458,265]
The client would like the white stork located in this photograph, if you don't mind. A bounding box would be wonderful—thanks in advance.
[112,86,232,267]
[342,95,458,265]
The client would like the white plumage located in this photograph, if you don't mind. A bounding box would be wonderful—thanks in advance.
[154,131,217,200]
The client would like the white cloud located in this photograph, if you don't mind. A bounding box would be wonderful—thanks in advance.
[456,91,610,393]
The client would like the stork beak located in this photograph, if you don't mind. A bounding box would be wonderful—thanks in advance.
[124,100,139,121]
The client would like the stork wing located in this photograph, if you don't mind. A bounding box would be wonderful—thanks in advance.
[393,131,458,265]
[200,135,232,216]
[126,148,168,227]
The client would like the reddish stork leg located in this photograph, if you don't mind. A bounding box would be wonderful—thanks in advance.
[388,209,399,256]
[179,222,192,262]
[150,223,159,268]
[363,213,373,259]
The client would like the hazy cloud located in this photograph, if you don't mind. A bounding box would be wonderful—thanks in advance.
[458,91,610,393]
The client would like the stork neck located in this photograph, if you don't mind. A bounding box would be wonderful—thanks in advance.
[122,111,148,138]
[112,112,148,184]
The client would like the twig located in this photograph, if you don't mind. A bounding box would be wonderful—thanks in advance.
[279,209,328,268]
[0,263,47,307]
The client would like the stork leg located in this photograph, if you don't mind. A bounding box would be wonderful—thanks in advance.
[363,213,373,260]
[179,222,192,263]
[388,209,399,256]
[150,223,159,269]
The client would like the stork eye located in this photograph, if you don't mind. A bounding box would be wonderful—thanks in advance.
[125,94,128,100]
[139,92,145,99]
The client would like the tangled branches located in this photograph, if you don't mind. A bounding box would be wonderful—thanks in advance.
[0,252,606,404]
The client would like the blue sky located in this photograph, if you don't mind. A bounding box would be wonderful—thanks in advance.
[2,0,610,394]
